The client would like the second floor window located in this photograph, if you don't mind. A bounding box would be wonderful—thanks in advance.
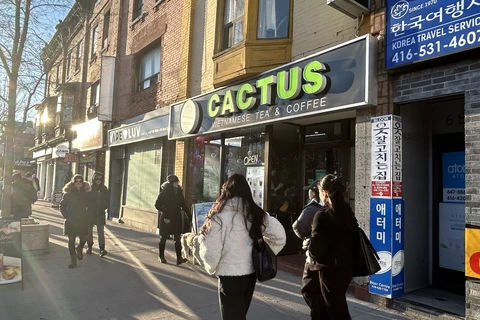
[56,64,60,86]
[133,0,144,20]
[257,0,290,39]
[91,26,98,58]
[103,11,110,49]
[90,82,100,106]
[76,41,82,71]
[137,46,161,91]
[223,0,244,49]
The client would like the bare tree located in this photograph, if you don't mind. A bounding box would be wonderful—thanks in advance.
[0,0,73,217]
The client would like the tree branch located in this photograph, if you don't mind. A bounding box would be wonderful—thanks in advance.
[15,0,31,74]
[0,45,11,75]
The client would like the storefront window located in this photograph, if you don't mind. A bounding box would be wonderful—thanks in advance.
[124,141,162,210]
[225,129,266,207]
[190,136,222,202]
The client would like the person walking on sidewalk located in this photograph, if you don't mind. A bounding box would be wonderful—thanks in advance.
[11,173,37,219]
[154,174,191,265]
[60,174,91,269]
[302,174,357,319]
[193,173,286,320]
[292,179,322,241]
[86,172,109,257]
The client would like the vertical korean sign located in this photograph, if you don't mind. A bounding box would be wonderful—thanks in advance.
[0,220,23,287]
[369,115,405,298]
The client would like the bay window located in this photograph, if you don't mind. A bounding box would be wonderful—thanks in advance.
[257,0,290,39]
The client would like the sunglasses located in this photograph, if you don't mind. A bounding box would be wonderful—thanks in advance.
[75,180,83,183]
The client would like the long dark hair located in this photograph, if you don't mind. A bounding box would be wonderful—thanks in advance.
[318,174,355,229]
[200,173,265,241]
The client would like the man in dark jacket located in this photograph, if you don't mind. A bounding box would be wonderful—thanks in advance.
[155,174,191,265]
[86,172,109,257]
[60,174,91,269]
[11,173,38,219]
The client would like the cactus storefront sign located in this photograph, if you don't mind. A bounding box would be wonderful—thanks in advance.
[169,35,377,140]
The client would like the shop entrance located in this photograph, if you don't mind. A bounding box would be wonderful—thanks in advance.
[270,119,355,254]
[400,96,465,315]
[432,132,465,295]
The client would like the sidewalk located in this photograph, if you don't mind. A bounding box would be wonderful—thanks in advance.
[0,202,409,320]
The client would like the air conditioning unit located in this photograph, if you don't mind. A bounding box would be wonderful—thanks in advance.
[327,0,369,19]
[88,105,98,115]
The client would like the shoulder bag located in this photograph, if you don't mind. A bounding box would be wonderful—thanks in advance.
[252,233,277,282]
[352,226,381,277]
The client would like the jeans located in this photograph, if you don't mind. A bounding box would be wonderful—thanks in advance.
[87,224,105,248]
[218,273,256,320]
[68,235,86,257]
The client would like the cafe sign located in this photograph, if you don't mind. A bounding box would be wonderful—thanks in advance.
[72,118,104,152]
[108,115,169,147]
[169,35,377,140]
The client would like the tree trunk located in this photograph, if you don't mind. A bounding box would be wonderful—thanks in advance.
[1,75,18,218]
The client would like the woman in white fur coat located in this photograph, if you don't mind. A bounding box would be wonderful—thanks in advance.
[194,173,286,320]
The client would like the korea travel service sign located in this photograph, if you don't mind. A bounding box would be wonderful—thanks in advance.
[386,0,480,69]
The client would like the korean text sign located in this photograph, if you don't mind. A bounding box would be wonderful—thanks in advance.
[386,0,480,69]
[369,198,405,298]
[371,115,403,198]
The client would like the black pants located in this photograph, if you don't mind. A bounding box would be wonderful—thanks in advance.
[159,233,182,259]
[301,263,352,320]
[218,273,256,320]
[68,234,86,257]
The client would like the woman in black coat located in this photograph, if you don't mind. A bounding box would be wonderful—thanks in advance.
[60,174,91,269]
[302,174,357,319]
[154,174,191,265]
[86,172,109,257]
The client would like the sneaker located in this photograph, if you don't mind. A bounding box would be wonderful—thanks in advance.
[76,247,83,261]
[100,250,108,257]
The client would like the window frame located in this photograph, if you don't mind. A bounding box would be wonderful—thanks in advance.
[222,0,245,50]
[90,81,100,107]
[103,10,111,49]
[136,45,161,92]
[66,51,72,79]
[91,25,98,59]
[75,41,82,71]
[256,0,291,40]
[133,0,144,20]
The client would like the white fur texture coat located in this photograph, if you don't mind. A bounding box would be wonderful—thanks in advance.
[195,197,286,276]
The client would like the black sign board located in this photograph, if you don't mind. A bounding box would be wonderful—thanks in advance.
[169,35,376,139]
[0,219,23,288]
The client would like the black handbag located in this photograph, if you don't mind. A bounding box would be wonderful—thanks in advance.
[252,236,277,282]
[181,210,192,234]
[352,226,381,277]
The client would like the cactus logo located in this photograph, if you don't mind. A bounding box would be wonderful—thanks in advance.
[391,0,409,19]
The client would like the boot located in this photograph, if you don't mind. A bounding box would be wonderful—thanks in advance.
[175,241,187,265]
[75,246,84,261]
[158,242,167,263]
[99,245,108,257]
[68,256,77,269]
[86,245,93,255]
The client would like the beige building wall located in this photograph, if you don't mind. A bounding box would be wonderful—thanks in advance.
[188,0,217,97]
[292,0,365,60]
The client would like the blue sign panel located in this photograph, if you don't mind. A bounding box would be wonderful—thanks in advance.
[442,151,465,203]
[386,0,480,69]
[369,198,393,296]
[392,198,405,297]
[369,198,405,298]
